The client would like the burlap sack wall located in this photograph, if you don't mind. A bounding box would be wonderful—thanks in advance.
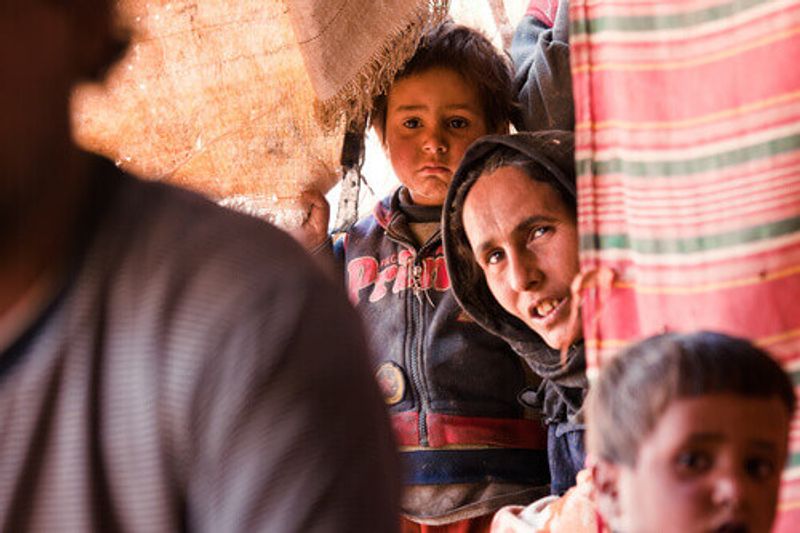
[72,0,343,227]
[71,0,526,227]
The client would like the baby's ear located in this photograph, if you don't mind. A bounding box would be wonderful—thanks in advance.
[592,460,624,531]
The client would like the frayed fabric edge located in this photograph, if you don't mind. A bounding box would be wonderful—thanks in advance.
[314,1,451,131]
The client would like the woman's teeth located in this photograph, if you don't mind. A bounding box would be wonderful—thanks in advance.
[535,298,562,317]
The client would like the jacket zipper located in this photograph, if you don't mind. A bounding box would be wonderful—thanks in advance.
[410,258,429,446]
[386,218,438,448]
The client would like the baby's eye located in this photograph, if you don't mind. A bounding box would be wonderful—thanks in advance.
[448,117,469,129]
[744,456,776,481]
[675,450,713,475]
[403,118,422,129]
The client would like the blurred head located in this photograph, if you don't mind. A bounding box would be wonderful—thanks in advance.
[370,21,514,206]
[587,331,796,533]
[0,0,125,237]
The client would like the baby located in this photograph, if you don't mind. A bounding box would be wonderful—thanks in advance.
[588,331,795,533]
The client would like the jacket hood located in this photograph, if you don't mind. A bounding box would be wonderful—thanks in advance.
[442,131,586,389]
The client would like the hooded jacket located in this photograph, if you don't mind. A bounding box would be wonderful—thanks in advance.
[442,131,588,427]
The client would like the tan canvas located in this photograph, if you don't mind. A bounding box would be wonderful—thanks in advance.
[72,0,344,227]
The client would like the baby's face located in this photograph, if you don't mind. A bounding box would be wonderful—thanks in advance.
[607,393,789,533]
[382,67,490,206]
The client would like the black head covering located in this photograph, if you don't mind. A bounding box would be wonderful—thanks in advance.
[442,131,587,424]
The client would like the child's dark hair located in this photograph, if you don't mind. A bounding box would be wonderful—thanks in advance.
[370,20,515,139]
[586,331,796,466]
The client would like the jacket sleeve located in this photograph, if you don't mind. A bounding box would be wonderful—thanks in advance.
[511,0,575,132]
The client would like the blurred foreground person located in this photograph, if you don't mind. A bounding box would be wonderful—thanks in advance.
[0,1,399,531]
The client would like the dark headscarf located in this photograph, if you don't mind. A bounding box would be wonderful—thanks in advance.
[442,131,587,425]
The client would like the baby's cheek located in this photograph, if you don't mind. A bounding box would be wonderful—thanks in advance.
[666,476,714,521]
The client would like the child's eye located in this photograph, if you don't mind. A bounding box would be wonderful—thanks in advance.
[448,117,469,129]
[744,456,776,481]
[403,118,422,129]
[675,450,713,475]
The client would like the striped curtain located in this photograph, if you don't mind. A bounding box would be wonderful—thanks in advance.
[570,0,800,529]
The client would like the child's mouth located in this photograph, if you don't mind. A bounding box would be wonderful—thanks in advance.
[420,165,450,174]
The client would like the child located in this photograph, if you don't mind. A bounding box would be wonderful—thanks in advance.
[588,331,795,533]
[443,130,587,497]
[295,21,552,530]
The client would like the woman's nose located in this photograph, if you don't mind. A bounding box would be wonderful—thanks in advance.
[508,251,541,293]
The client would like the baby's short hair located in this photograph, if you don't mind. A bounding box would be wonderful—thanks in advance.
[370,20,515,139]
[586,331,796,466]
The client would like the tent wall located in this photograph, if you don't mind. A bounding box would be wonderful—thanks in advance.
[571,1,800,529]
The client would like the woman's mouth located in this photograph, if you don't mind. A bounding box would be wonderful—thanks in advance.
[530,296,568,321]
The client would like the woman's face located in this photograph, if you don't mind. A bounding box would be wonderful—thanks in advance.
[462,165,581,349]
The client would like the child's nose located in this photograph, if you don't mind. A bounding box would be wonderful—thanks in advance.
[422,127,448,154]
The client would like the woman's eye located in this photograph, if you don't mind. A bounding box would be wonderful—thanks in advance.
[675,450,713,474]
[529,226,551,241]
[449,117,469,129]
[403,118,422,129]
[745,457,776,481]
[486,250,504,265]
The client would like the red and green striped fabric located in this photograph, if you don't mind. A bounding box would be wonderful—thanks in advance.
[570,0,800,528]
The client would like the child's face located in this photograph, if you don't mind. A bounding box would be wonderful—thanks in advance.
[462,165,581,349]
[383,67,491,206]
[596,393,790,533]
